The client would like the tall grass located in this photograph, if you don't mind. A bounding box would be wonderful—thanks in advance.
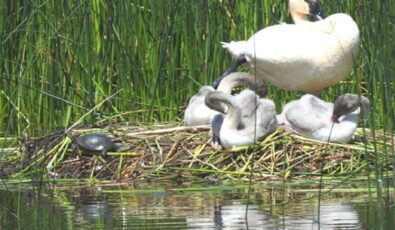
[0,1,394,184]
[0,0,393,136]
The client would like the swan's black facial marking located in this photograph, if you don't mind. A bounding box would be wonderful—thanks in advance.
[305,0,324,20]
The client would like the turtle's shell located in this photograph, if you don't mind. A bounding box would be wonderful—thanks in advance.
[75,134,116,152]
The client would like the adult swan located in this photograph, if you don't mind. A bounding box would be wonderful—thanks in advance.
[215,0,359,95]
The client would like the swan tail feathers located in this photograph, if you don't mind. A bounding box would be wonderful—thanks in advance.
[221,41,247,57]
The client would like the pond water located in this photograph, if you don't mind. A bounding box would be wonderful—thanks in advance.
[0,179,393,229]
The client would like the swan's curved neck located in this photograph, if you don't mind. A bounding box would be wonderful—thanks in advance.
[216,73,264,96]
[205,92,240,130]
[288,0,311,24]
[217,74,248,94]
[290,12,310,24]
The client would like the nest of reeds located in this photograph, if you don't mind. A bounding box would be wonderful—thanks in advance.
[3,122,393,182]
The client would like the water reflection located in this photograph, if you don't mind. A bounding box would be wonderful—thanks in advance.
[283,201,361,229]
[0,182,393,229]
[77,197,113,222]
[187,205,269,229]
[185,202,361,229]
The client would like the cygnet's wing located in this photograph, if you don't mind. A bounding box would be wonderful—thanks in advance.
[188,86,214,104]
[278,100,299,125]
[235,89,259,113]
[233,89,259,128]
[285,96,332,133]
[232,89,277,137]
[256,99,278,134]
[184,86,216,126]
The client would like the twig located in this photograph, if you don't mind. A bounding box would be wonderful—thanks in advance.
[107,152,141,157]
[187,144,206,168]
[126,125,210,136]
[156,137,186,170]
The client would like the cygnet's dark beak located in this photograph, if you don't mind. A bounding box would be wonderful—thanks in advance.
[306,0,324,21]
[331,114,339,123]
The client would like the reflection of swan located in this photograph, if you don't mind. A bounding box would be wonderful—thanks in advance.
[185,201,361,229]
[187,205,268,229]
[278,94,369,142]
[184,72,265,126]
[215,1,359,95]
[285,201,360,229]
[78,198,112,222]
[205,89,277,148]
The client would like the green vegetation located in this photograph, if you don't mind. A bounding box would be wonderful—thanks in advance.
[1,123,392,183]
[0,1,393,199]
[0,0,393,136]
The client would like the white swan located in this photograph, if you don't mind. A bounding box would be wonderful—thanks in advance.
[184,72,265,126]
[215,1,359,95]
[278,93,369,143]
[205,89,278,149]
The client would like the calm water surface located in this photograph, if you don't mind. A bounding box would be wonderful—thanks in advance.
[0,180,393,229]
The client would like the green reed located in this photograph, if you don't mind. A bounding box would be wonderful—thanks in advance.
[0,0,393,134]
[0,0,394,195]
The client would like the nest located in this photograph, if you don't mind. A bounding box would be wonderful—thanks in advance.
[2,122,393,182]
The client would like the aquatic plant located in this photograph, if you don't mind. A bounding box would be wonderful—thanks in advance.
[0,0,393,207]
[0,0,392,136]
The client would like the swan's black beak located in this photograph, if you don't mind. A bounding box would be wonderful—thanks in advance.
[306,0,324,21]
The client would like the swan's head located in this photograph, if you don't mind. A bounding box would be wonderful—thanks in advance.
[288,0,324,22]
[305,0,324,20]
[246,80,267,98]
[331,94,370,122]
[205,91,229,114]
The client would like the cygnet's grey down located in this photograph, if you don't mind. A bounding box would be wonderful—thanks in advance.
[184,72,265,126]
[205,89,277,149]
[278,93,369,143]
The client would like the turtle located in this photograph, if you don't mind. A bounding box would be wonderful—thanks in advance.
[74,133,117,157]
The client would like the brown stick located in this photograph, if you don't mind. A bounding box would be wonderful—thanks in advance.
[126,125,210,136]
